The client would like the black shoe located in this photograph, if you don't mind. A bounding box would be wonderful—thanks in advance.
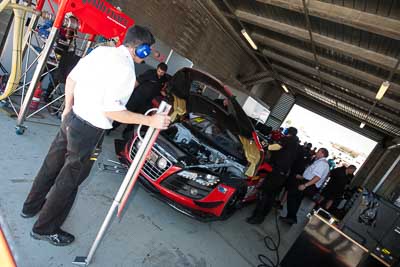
[21,201,46,218]
[279,216,297,225]
[246,216,264,225]
[30,229,75,246]
[246,216,254,222]
[20,210,38,218]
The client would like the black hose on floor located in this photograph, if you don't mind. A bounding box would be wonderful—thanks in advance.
[257,208,281,267]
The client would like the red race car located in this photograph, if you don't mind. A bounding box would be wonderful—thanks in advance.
[115,68,271,221]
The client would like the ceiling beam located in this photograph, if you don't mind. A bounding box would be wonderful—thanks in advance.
[291,86,400,137]
[221,11,235,19]
[261,49,400,111]
[199,1,268,73]
[280,74,400,124]
[239,71,271,83]
[294,94,385,140]
[235,9,400,73]
[256,0,400,41]
[245,76,275,86]
[276,65,400,123]
[290,86,362,121]
[252,33,400,95]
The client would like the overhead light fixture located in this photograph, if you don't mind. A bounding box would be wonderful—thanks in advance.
[281,84,289,93]
[241,29,258,50]
[359,122,366,128]
[375,81,390,100]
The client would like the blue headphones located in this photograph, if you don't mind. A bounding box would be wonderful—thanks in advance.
[135,44,152,59]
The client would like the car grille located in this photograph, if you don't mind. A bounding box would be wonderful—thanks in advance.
[161,175,213,200]
[130,138,172,181]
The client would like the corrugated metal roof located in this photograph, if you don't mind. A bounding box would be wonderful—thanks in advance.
[211,0,400,138]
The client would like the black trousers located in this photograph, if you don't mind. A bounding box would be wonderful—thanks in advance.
[22,112,104,234]
[286,178,318,221]
[251,169,288,220]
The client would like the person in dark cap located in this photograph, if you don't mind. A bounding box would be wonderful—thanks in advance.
[321,165,357,210]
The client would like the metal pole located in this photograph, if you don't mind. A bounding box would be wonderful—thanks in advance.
[73,101,171,266]
[79,201,119,265]
[373,152,400,193]
[22,14,41,57]
[16,27,59,134]
[27,93,65,119]
[82,41,93,57]
[165,49,173,64]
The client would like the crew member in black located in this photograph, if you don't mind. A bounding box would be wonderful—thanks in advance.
[320,165,356,210]
[126,62,169,114]
[109,62,170,138]
[247,127,299,224]
[277,140,309,209]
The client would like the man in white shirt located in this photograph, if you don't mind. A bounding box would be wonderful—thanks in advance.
[21,26,171,246]
[281,148,330,225]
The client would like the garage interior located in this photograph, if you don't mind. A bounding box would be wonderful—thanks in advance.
[110,0,400,197]
[0,0,400,266]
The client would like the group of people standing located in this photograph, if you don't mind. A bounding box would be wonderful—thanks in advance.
[247,127,356,225]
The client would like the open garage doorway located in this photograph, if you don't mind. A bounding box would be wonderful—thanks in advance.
[282,105,377,171]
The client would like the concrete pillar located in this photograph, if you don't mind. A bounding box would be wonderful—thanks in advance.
[364,148,400,195]
[351,144,386,187]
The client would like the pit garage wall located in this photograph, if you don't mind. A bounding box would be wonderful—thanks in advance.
[351,144,386,187]
[251,82,283,109]
[109,0,259,90]
[363,147,400,201]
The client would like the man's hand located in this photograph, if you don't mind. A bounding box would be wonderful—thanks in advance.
[298,184,306,191]
[61,109,71,122]
[296,174,303,179]
[149,114,171,129]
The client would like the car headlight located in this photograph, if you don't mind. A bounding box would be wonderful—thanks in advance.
[178,170,198,180]
[157,157,168,169]
[177,171,220,187]
[204,174,219,185]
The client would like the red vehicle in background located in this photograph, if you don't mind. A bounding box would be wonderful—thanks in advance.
[115,68,271,221]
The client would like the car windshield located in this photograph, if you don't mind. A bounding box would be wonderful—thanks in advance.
[188,113,241,151]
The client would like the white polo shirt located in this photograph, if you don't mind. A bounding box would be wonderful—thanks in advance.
[303,157,330,188]
[68,45,136,129]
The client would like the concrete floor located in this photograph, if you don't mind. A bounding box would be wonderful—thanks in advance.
[0,109,313,267]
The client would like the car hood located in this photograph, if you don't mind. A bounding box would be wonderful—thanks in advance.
[169,68,254,139]
[168,68,262,177]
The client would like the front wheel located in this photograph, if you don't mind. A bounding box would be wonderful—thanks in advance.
[220,179,247,220]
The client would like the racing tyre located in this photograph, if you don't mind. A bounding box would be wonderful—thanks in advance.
[220,178,247,220]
